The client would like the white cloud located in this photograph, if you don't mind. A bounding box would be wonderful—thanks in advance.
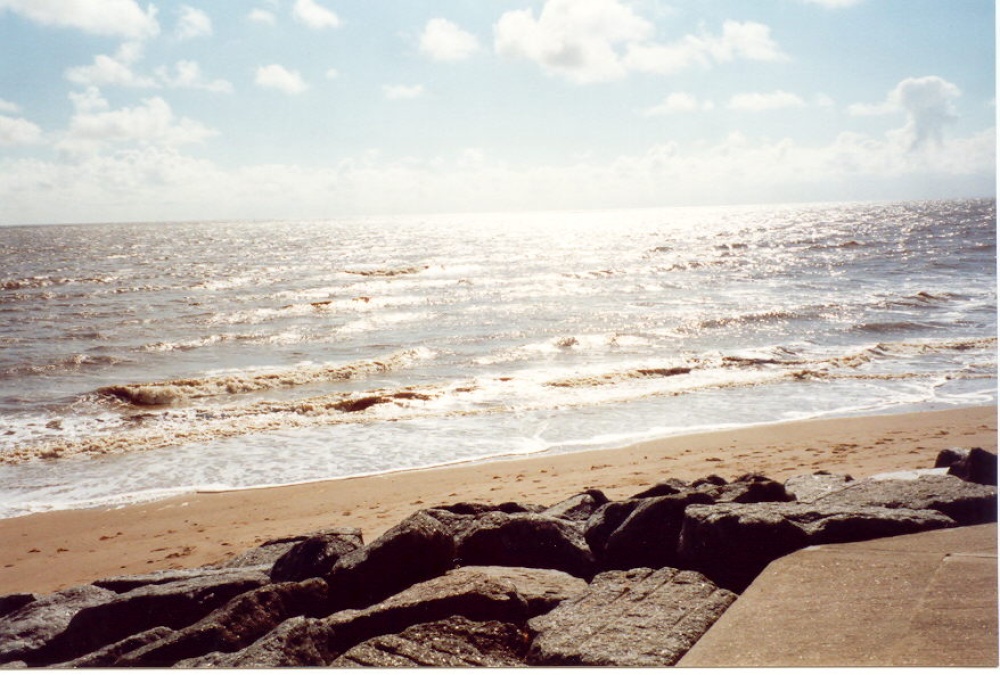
[0,114,42,146]
[851,75,963,149]
[292,0,340,30]
[641,92,713,116]
[59,88,216,155]
[157,61,233,93]
[729,90,806,111]
[248,9,276,24]
[495,0,786,84]
[495,0,654,83]
[255,64,308,94]
[0,98,21,114]
[0,0,159,39]
[420,18,480,62]
[176,5,212,40]
[65,42,158,88]
[325,68,340,80]
[383,84,425,100]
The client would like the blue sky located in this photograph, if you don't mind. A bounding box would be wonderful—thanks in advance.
[0,0,994,224]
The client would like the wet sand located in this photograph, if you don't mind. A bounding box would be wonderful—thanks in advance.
[0,405,995,596]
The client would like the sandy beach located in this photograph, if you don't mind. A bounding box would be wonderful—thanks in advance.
[0,405,995,596]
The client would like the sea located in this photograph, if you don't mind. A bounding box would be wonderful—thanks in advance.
[0,199,996,519]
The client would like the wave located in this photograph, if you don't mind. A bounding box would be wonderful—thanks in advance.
[0,353,132,380]
[344,265,428,278]
[95,348,435,406]
[546,366,691,388]
[1,275,119,291]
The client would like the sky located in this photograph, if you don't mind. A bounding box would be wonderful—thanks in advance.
[0,0,995,225]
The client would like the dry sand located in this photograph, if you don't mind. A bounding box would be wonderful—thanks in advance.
[0,405,995,596]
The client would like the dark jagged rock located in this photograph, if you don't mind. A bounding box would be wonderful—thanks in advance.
[947,447,998,486]
[113,579,329,667]
[0,595,35,621]
[93,566,264,593]
[584,499,644,558]
[325,511,456,611]
[601,491,715,570]
[183,566,582,667]
[175,616,332,668]
[30,568,268,665]
[679,502,956,592]
[54,627,174,668]
[319,565,580,659]
[703,473,793,503]
[456,512,596,579]
[0,585,116,665]
[542,489,610,522]
[629,478,689,499]
[218,534,311,569]
[691,474,728,488]
[784,471,855,502]
[935,447,972,469]
[432,501,545,516]
[812,474,997,525]
[527,567,736,667]
[330,617,531,667]
[270,528,363,582]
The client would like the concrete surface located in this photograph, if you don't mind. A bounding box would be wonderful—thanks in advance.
[678,523,998,667]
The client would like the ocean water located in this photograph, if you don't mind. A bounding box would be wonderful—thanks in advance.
[0,199,995,518]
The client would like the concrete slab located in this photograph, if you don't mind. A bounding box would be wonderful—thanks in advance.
[677,523,998,667]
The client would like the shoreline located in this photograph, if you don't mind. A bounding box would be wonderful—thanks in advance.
[0,404,995,596]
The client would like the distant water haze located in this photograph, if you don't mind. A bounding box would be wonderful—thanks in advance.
[0,199,995,518]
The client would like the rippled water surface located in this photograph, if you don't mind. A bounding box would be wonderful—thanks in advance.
[0,199,995,517]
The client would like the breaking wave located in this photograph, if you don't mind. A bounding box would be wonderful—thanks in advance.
[95,348,435,406]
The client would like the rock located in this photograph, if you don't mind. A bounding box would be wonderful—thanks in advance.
[678,502,956,592]
[325,511,456,611]
[93,566,264,593]
[0,595,35,621]
[54,627,174,668]
[691,474,728,488]
[0,585,116,665]
[527,567,736,667]
[217,534,311,569]
[703,473,793,503]
[542,489,610,522]
[319,565,577,658]
[30,568,268,665]
[812,474,997,525]
[784,471,855,502]
[456,512,596,579]
[629,478,689,499]
[113,579,329,667]
[935,447,971,468]
[330,617,530,667]
[584,500,644,558]
[432,501,545,516]
[270,528,363,582]
[947,447,998,486]
[175,617,332,668]
[600,491,715,570]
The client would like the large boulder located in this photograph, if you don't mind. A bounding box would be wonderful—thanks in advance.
[175,616,332,668]
[113,579,329,667]
[179,566,583,667]
[29,568,268,665]
[92,566,266,593]
[455,512,596,579]
[584,499,644,558]
[0,585,116,665]
[270,528,363,582]
[811,474,997,525]
[678,502,956,592]
[330,616,531,667]
[216,534,313,570]
[784,471,854,502]
[325,511,456,611]
[54,627,174,668]
[527,567,736,667]
[702,473,793,504]
[600,491,715,570]
[541,489,609,523]
[946,448,998,486]
[0,594,36,620]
